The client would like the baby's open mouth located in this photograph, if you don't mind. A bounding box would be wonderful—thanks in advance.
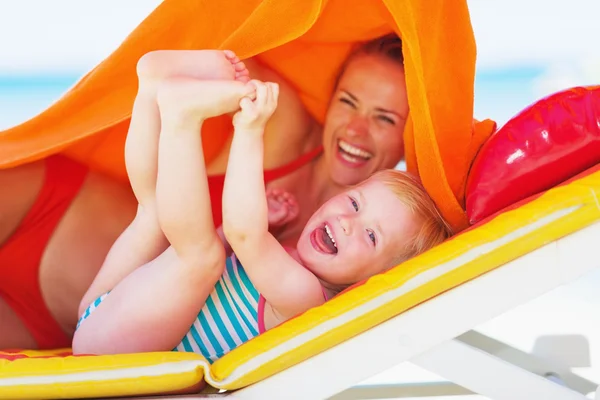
[313,223,338,254]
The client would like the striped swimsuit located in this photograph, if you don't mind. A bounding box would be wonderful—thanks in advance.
[173,254,265,361]
[77,254,266,363]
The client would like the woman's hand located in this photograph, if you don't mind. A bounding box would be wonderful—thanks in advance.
[266,187,299,227]
[232,80,279,134]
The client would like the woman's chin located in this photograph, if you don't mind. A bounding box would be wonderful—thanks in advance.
[330,165,371,186]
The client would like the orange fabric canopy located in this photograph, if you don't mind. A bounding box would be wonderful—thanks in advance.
[0,0,495,232]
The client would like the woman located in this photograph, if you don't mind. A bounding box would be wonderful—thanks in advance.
[0,35,408,350]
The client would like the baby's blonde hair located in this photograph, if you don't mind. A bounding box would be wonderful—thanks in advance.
[369,169,452,268]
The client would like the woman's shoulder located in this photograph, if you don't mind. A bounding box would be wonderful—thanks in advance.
[248,63,321,169]
[208,57,322,174]
[262,117,321,171]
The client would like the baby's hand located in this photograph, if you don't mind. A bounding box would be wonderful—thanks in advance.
[266,188,299,227]
[233,80,279,133]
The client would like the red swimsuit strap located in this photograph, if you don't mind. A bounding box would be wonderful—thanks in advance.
[207,145,323,186]
[263,145,323,183]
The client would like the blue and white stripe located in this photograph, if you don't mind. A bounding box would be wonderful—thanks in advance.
[75,254,261,364]
[76,292,109,329]
[174,254,260,363]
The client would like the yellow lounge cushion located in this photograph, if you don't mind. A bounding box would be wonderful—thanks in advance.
[1,165,598,399]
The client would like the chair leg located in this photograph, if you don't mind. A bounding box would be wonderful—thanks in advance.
[457,330,597,395]
[412,338,589,400]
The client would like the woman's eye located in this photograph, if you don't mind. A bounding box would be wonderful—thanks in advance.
[367,229,376,245]
[340,98,356,108]
[349,196,359,211]
[378,115,395,125]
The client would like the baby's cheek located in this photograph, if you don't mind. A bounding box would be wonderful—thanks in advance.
[343,245,364,263]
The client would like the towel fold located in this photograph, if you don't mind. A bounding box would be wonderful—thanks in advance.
[0,0,496,232]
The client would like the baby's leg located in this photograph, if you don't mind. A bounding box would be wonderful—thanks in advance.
[73,78,254,355]
[127,50,250,214]
[79,51,249,316]
[73,247,223,354]
[155,77,254,262]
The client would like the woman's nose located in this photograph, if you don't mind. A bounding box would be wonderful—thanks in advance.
[347,116,369,137]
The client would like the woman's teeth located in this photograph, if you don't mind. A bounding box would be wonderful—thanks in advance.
[339,140,373,160]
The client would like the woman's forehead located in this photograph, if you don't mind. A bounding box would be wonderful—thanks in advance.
[340,54,404,81]
[338,56,407,104]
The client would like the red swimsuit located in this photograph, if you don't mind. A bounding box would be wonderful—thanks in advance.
[0,146,323,349]
[0,155,88,349]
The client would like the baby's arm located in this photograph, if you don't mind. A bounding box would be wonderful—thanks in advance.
[222,81,324,319]
[215,190,298,258]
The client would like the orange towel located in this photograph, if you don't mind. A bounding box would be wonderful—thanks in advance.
[0,0,495,232]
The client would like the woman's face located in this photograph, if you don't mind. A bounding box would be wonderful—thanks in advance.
[322,54,409,186]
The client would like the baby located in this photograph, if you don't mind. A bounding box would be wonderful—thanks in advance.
[73,50,450,362]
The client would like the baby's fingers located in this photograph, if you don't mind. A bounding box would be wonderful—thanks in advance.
[287,201,299,219]
[287,196,298,209]
[269,82,280,104]
[266,187,283,198]
[251,80,268,105]
[239,96,255,111]
[264,83,278,112]
[280,190,296,203]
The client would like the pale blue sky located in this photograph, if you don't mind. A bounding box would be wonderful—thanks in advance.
[1,1,599,73]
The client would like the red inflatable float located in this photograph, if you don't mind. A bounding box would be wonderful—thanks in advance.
[466,85,600,225]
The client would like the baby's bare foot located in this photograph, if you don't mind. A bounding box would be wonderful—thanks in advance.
[137,50,250,89]
[223,50,251,83]
[157,78,255,126]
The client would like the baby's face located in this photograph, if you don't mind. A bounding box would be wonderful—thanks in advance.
[297,178,419,285]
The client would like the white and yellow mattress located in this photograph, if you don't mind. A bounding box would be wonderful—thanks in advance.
[1,123,599,399]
